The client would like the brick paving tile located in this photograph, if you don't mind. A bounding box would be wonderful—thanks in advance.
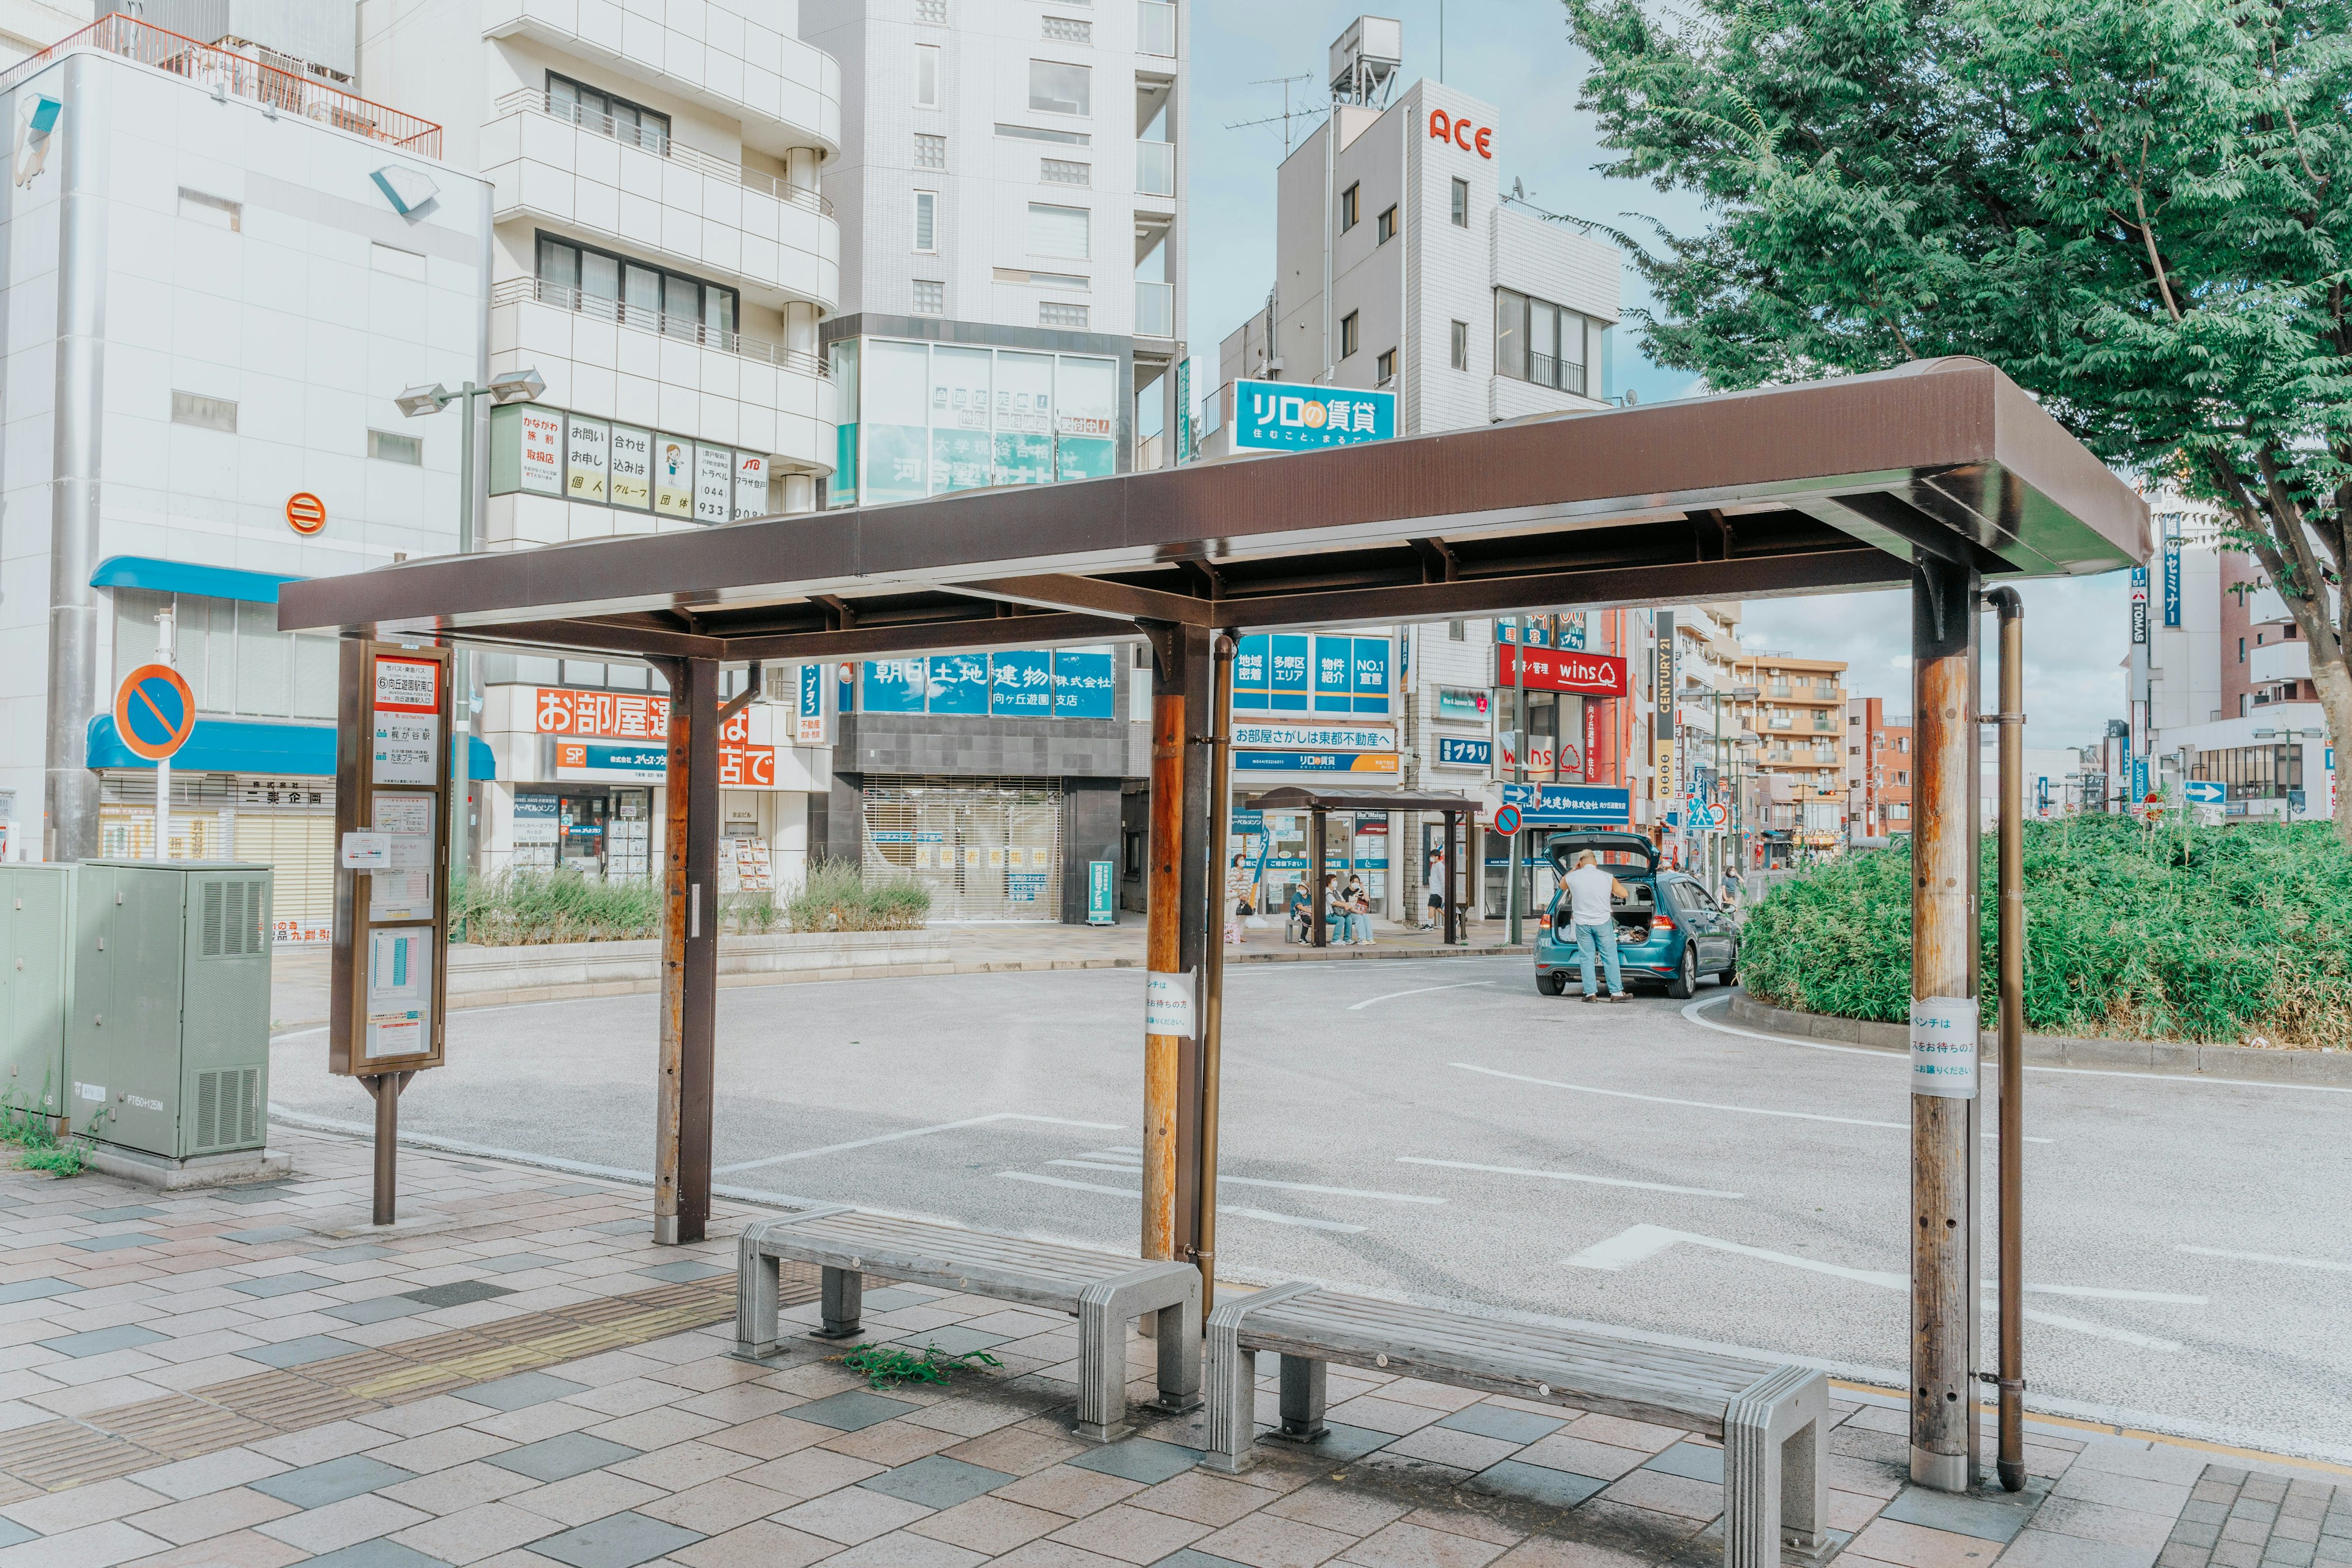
[1130,1472,1275,1529]
[0,1518,172,1568]
[1842,1516,2005,1566]
[386,1501,563,1566]
[123,1485,300,1545]
[1189,1509,1362,1567]
[666,1518,838,1568]
[500,1472,666,1529]
[822,1417,968,1467]
[255,1493,432,1555]
[118,1525,313,1568]
[772,1485,933,1545]
[810,1530,988,1567]
[990,1464,1148,1518]
[377,1460,541,1517]
[908,1495,1072,1555]
[1044,1501,1214,1564]
[698,1415,833,1462]
[729,1447,886,1501]
[1336,1518,1515,1567]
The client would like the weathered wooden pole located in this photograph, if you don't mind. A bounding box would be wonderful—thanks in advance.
[1910,552,1982,1491]
[654,655,720,1245]
[1140,624,1212,1266]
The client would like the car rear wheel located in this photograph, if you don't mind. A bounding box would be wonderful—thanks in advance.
[1721,954,1738,987]
[1668,945,1698,1000]
[1537,971,1567,996]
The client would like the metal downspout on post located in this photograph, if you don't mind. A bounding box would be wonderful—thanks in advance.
[1194,633,1236,1315]
[1988,586,2028,1491]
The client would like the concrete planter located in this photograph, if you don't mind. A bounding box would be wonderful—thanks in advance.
[447,929,951,1005]
[1726,991,2352,1085]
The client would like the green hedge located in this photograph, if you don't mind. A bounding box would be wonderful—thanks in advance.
[453,861,930,945]
[1739,815,2352,1048]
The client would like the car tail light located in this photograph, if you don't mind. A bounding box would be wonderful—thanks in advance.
[1651,914,1675,931]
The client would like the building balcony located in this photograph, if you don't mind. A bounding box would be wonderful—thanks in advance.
[482,0,841,159]
[484,93,839,311]
[489,277,835,480]
[2249,637,2311,685]
[1135,281,1174,339]
[1137,139,1175,200]
[1137,0,1177,57]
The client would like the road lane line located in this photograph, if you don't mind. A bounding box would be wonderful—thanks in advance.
[996,1170,1368,1232]
[2177,1244,2352,1274]
[1046,1159,1443,1204]
[1684,995,2352,1096]
[1347,982,1494,1012]
[714,1113,1123,1174]
[1454,1061,2052,1143]
[1396,1156,1744,1200]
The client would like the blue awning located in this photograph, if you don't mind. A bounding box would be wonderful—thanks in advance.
[87,717,494,780]
[91,556,306,606]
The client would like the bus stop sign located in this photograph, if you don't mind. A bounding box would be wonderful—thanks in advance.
[113,663,196,761]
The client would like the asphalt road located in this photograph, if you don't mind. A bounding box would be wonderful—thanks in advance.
[268,956,2352,1462]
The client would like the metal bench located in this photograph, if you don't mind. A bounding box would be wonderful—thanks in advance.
[736,1205,1202,1443]
[1204,1283,1830,1567]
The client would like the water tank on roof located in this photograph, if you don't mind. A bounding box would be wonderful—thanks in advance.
[1329,16,1401,107]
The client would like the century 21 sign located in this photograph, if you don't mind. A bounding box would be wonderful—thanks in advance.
[1428,109,1492,159]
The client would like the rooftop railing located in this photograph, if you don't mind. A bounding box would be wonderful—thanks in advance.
[0,14,440,156]
[494,89,831,217]
[493,277,829,378]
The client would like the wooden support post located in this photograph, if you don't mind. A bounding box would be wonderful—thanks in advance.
[1442,811,1460,945]
[1310,807,1327,947]
[655,656,722,1245]
[1910,552,1982,1491]
[1141,624,1211,1267]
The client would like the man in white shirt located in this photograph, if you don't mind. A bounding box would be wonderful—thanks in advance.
[1561,848,1632,1003]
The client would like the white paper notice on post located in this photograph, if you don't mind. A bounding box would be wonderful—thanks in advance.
[1144,970,1196,1038]
[1909,996,1980,1099]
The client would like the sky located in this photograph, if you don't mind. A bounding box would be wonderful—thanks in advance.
[1182,0,2135,751]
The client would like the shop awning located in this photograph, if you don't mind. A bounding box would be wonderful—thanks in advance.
[86,717,494,780]
[1243,787,1479,814]
[91,556,306,605]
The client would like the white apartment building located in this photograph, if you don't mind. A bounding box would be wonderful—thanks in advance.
[1,0,84,66]
[0,7,489,933]
[356,0,846,889]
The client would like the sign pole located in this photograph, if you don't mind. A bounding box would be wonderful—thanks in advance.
[1507,616,1525,946]
[153,609,173,861]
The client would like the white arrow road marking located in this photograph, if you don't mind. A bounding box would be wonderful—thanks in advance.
[1455,1061,2052,1143]
[1396,1156,1744,1200]
[1561,1224,2196,1349]
[714,1113,1123,1175]
[1348,982,1495,1012]
[1047,1160,1444,1204]
[997,1170,1367,1232]
[2177,1244,2352,1274]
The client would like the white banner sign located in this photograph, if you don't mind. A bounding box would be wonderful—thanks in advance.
[1909,996,1980,1099]
[1144,970,1196,1038]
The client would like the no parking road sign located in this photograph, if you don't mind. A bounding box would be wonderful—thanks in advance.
[1493,804,1523,835]
[114,663,196,761]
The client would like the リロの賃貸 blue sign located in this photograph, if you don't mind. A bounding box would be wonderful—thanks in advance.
[1231,379,1395,451]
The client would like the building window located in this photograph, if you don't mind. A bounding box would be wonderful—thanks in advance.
[1339,182,1359,232]
[1040,157,1091,185]
[916,0,946,19]
[912,279,944,314]
[1041,15,1091,42]
[548,72,670,153]
[2239,636,2246,662]
[1028,201,1090,259]
[915,44,940,107]
[368,429,422,465]
[1039,301,1090,328]
[1339,311,1359,358]
[1492,288,1592,395]
[1376,347,1396,383]
[1896,771,1909,785]
[1028,59,1091,116]
[1450,177,1468,227]
[912,191,938,251]
[1376,204,1398,243]
[172,391,238,432]
[1448,620,1466,641]
[535,235,738,331]
[914,132,946,168]
[178,187,240,230]
[1450,319,1468,370]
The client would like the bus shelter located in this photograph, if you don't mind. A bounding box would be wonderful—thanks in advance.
[280,356,2146,1493]
[1243,786,1477,946]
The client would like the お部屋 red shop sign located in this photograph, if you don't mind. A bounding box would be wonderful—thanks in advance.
[1496,645,1627,697]
[1428,110,1492,158]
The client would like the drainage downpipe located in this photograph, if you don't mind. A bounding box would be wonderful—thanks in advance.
[1988,584,2027,1492]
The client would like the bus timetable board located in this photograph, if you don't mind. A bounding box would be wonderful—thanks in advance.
[330,639,453,1077]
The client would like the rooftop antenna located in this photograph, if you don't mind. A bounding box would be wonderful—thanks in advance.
[1224,72,1319,156]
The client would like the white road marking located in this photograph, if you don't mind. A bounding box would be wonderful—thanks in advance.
[1561,1224,2195,1349]
[1453,1061,2052,1144]
[1347,982,1494,1012]
[714,1113,1123,1175]
[1396,1155,1744,1200]
[996,1170,1368,1232]
[2176,1244,2352,1274]
[1683,995,2352,1096]
[1046,1159,1443,1204]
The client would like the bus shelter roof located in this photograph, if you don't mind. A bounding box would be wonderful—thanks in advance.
[1243,788,1479,815]
[277,358,2148,654]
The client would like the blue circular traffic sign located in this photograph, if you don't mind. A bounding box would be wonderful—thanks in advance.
[1493,804,1523,835]
[114,664,196,761]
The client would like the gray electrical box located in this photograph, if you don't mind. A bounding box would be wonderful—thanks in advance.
[0,864,75,1125]
[68,861,274,1160]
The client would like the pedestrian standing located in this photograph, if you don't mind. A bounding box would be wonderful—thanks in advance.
[1425,848,1446,930]
[1562,848,1631,1003]
[1341,873,1371,945]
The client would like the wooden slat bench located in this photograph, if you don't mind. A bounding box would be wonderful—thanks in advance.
[1204,1283,1831,1567]
[737,1205,1201,1442]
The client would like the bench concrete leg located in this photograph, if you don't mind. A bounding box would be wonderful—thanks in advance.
[735,1226,782,1357]
[813,1265,862,1340]
[1724,1365,1831,1567]
[1202,1300,1259,1474]
[1276,1355,1327,1440]
[1074,1286,1134,1444]
[1151,1298,1202,1414]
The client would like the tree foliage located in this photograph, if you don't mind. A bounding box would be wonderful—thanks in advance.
[1567,0,2352,837]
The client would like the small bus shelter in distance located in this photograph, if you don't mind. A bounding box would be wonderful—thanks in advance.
[1243,786,1476,947]
[280,356,2146,1495]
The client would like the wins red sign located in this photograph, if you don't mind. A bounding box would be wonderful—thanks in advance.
[1496,646,1627,697]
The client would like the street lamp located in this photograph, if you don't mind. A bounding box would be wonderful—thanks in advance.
[398,368,544,881]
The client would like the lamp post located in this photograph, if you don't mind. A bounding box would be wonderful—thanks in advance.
[396,369,545,883]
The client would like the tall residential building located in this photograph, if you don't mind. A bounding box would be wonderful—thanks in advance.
[1730,652,1850,857]
[1,0,85,66]
[791,0,1191,921]
[1,8,488,933]
[1844,697,1911,840]
[357,0,845,892]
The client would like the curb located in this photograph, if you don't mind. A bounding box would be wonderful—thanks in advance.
[1725,992,2352,1087]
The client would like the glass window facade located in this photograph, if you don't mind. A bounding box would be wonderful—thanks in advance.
[827,338,1115,507]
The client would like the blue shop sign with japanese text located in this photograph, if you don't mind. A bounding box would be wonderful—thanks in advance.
[992,649,1055,715]
[1231,378,1395,451]
[1053,649,1117,718]
[928,652,990,715]
[2163,537,2182,628]
[1233,633,1391,716]
[1437,737,1491,768]
[1501,783,1634,825]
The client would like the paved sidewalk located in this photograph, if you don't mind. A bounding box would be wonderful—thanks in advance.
[7,1133,2337,1568]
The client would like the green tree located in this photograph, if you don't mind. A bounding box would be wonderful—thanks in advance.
[1566,0,2352,841]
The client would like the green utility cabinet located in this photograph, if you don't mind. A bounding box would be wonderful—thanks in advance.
[1,864,75,1125]
[69,861,274,1159]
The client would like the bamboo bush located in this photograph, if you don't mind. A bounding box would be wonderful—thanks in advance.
[1739,816,2352,1048]
[453,861,930,944]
